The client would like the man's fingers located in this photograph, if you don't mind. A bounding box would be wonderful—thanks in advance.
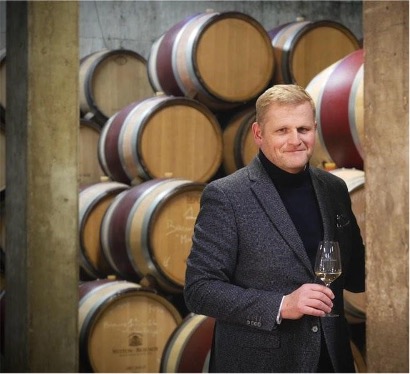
[305,283,335,299]
[302,306,328,317]
[282,283,337,319]
[309,290,334,307]
[305,296,333,312]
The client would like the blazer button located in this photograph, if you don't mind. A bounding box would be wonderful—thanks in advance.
[311,325,319,333]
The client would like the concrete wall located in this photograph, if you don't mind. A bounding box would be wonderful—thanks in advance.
[4,2,79,371]
[1,1,363,59]
[363,2,409,372]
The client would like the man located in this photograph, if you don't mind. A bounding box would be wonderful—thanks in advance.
[184,84,365,372]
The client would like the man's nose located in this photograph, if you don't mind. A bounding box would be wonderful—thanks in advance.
[288,130,301,144]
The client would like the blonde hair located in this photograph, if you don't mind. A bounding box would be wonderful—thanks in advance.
[255,84,316,124]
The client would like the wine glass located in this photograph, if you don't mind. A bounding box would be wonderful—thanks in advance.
[314,240,342,317]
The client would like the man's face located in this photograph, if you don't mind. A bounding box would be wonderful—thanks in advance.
[252,101,317,174]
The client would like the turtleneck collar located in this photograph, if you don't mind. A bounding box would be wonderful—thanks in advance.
[258,150,311,188]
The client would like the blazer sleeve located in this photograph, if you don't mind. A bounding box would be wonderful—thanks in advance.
[184,182,282,332]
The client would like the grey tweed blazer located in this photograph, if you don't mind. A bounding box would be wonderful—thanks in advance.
[184,157,365,373]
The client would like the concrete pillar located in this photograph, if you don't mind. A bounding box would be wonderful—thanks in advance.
[5,1,79,371]
[363,1,409,372]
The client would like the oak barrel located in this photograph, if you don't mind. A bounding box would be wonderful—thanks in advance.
[98,95,223,184]
[306,49,364,169]
[306,59,336,168]
[351,340,367,373]
[147,14,200,97]
[79,48,154,125]
[100,179,162,282]
[147,11,274,111]
[344,289,366,325]
[79,279,182,373]
[79,119,105,186]
[222,107,258,175]
[101,178,204,293]
[160,313,215,373]
[330,168,366,324]
[79,181,130,279]
[269,20,360,87]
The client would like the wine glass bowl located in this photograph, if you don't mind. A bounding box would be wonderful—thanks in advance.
[314,240,342,317]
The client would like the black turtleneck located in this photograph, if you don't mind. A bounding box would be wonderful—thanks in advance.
[258,151,323,268]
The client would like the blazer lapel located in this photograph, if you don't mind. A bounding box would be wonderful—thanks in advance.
[310,168,336,242]
[247,158,313,272]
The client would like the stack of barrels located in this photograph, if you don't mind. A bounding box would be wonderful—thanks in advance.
[0,10,367,373]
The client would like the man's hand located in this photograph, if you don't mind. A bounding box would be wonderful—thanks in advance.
[280,283,335,319]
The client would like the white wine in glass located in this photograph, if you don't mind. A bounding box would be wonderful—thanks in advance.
[314,240,342,317]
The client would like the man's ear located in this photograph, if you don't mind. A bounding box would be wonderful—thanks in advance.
[252,122,262,144]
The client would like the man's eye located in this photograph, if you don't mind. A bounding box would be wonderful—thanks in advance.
[298,128,309,133]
